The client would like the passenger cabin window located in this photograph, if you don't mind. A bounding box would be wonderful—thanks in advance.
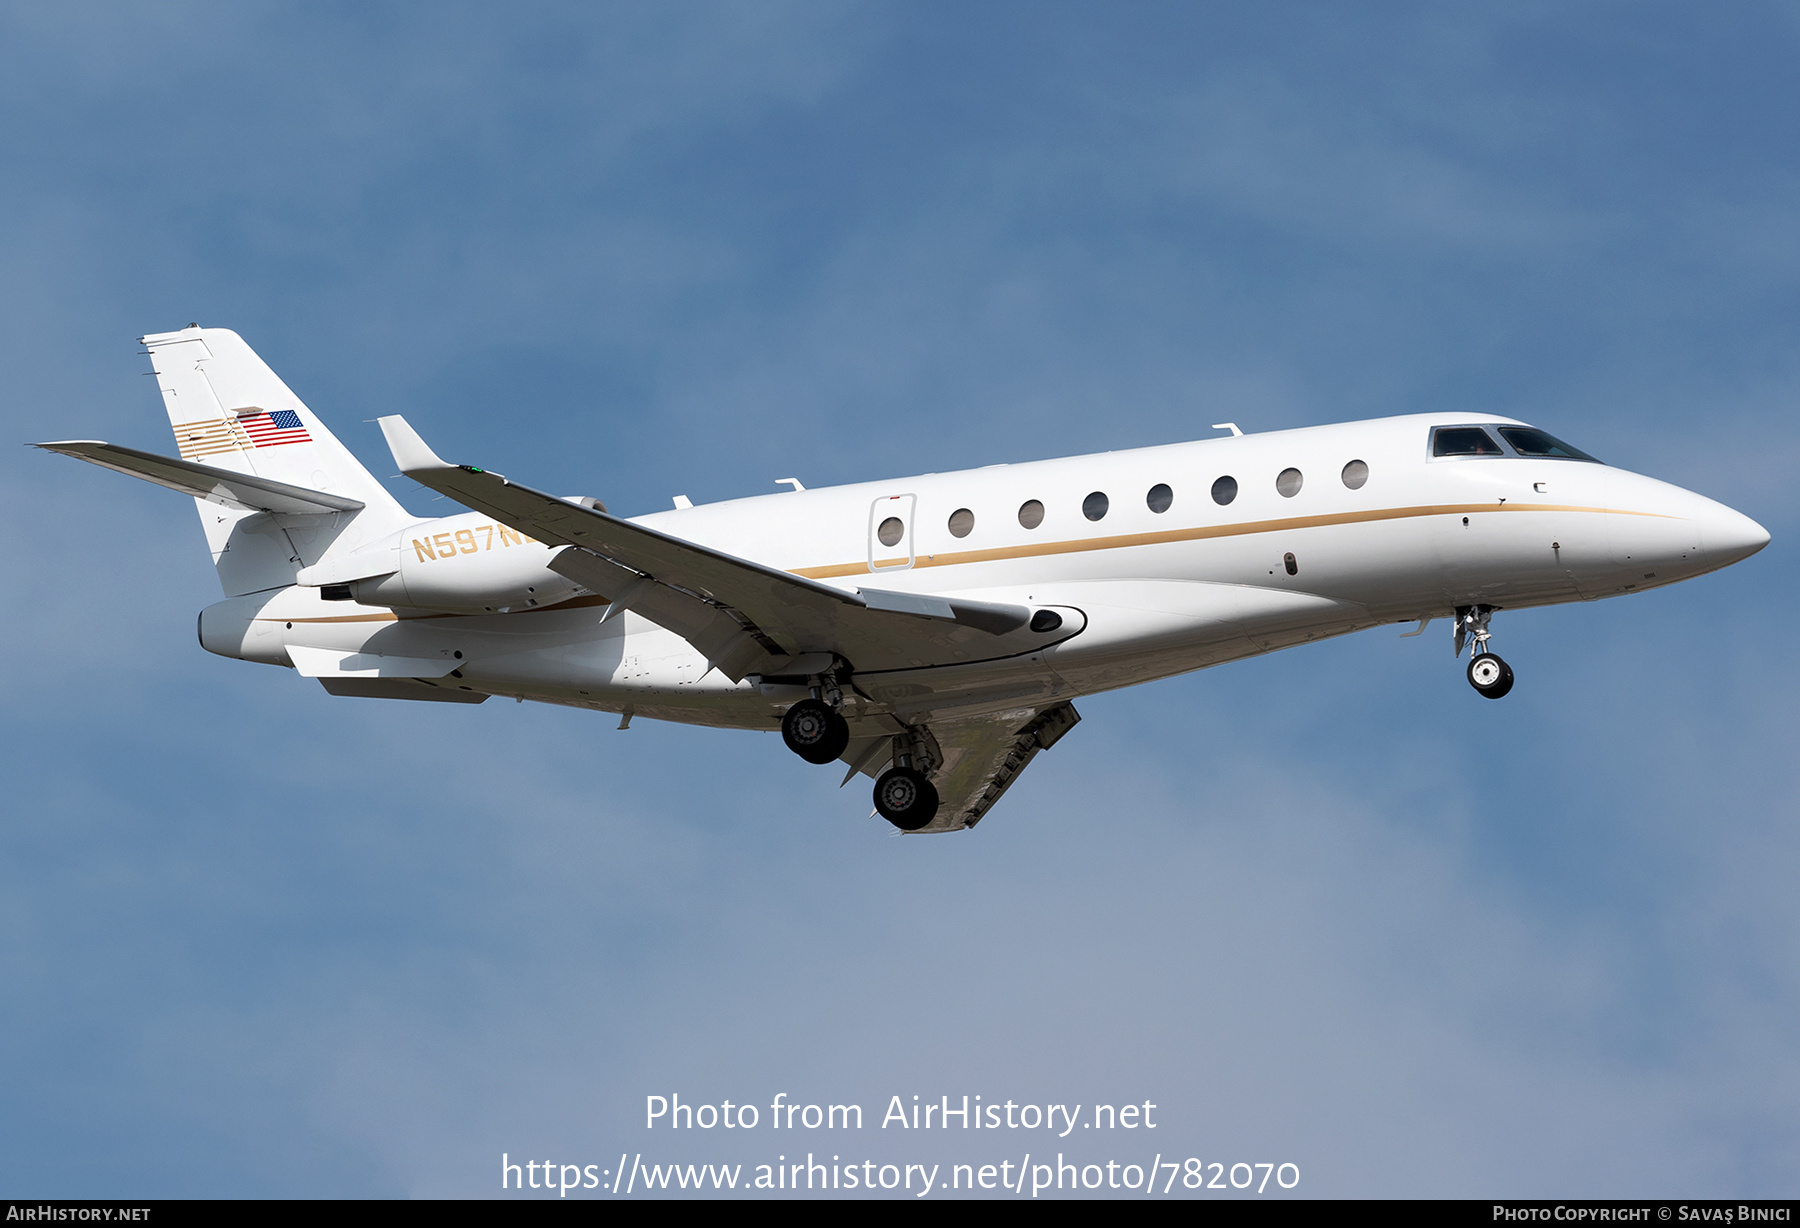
[1432,426,1505,457]
[1211,475,1238,505]
[1496,427,1601,463]
[877,517,904,548]
[1342,459,1368,489]
[1083,491,1109,521]
[1146,483,1173,513]
[947,508,975,538]
[1018,499,1045,529]
[1276,468,1303,498]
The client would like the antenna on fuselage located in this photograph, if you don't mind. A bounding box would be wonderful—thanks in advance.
[1211,423,1243,437]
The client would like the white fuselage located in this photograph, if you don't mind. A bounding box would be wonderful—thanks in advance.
[198,412,1768,730]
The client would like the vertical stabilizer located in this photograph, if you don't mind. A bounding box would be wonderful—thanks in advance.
[144,325,414,596]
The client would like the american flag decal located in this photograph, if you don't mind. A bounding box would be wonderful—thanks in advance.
[238,408,311,447]
[173,408,311,460]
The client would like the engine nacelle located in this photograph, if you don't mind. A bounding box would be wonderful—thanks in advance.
[298,511,588,613]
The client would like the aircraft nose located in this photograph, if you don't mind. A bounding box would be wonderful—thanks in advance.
[1700,501,1770,569]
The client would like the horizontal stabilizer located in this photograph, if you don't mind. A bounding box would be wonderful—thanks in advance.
[287,645,460,678]
[36,440,364,514]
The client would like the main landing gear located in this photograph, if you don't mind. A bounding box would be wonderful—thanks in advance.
[782,666,852,766]
[872,727,941,831]
[781,697,849,763]
[1455,605,1514,700]
[781,673,942,831]
[873,765,939,832]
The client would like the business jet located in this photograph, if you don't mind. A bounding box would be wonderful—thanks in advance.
[39,326,1769,833]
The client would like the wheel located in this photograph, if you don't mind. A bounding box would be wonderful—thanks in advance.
[781,699,850,764]
[1466,652,1514,699]
[873,767,940,831]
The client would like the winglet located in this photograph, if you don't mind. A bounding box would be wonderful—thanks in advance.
[378,415,454,475]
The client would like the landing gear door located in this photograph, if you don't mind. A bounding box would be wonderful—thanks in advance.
[868,494,916,572]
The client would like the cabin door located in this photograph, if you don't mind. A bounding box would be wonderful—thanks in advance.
[867,494,916,572]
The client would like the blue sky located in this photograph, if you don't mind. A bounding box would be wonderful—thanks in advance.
[2,1,1796,1198]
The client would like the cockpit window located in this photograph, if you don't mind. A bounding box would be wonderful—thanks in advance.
[1496,426,1600,463]
[1432,426,1504,457]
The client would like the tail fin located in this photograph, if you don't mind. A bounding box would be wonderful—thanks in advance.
[144,325,415,595]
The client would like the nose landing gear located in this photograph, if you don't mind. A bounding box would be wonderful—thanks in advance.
[1456,605,1514,699]
[1467,652,1514,698]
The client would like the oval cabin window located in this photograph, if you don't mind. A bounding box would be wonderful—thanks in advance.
[877,516,905,547]
[1276,468,1303,498]
[1211,475,1238,505]
[1146,483,1173,513]
[1083,491,1109,521]
[1018,499,1045,529]
[947,508,974,538]
[1342,459,1369,489]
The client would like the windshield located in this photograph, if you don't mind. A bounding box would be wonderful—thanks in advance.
[1495,426,1601,463]
[1432,426,1505,457]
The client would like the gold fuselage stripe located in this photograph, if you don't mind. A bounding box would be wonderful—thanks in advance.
[790,501,1661,580]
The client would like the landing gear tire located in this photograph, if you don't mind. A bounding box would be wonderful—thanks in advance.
[874,767,939,831]
[1467,652,1514,699]
[782,699,850,764]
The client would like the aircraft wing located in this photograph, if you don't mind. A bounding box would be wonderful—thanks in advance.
[907,702,1082,833]
[378,417,1052,681]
